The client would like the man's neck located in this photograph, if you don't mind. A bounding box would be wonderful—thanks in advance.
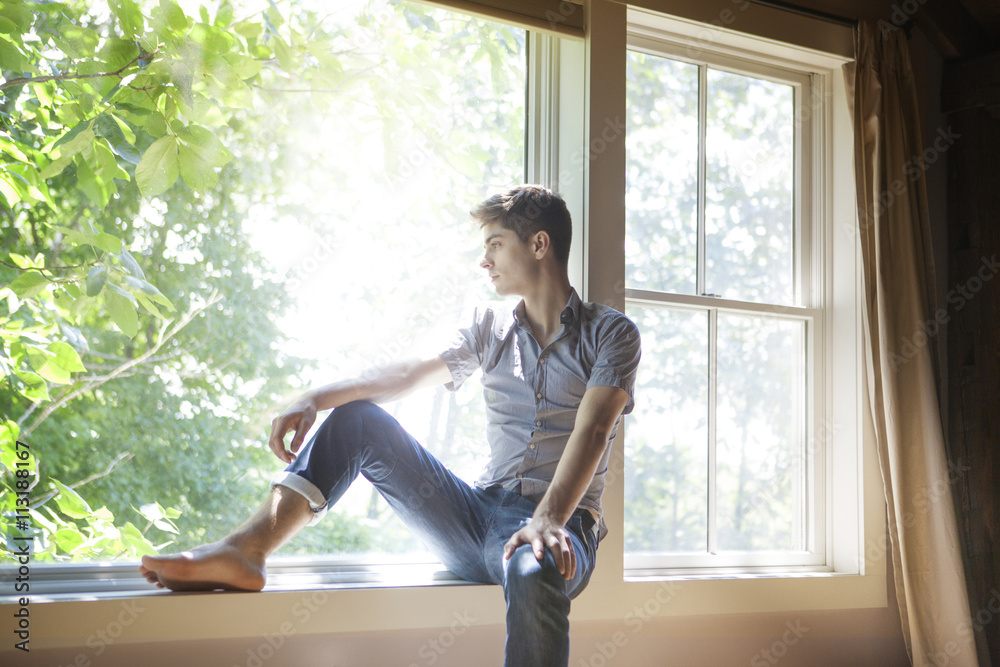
[520,275,573,348]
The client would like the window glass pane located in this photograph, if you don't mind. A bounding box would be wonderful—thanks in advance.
[705,69,795,305]
[715,313,805,551]
[255,4,526,559]
[19,1,526,564]
[625,305,708,553]
[625,51,699,295]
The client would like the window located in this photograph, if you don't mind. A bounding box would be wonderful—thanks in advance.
[249,2,528,562]
[623,18,836,572]
[4,0,531,574]
[5,3,873,614]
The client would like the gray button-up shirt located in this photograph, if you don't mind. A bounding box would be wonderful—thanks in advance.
[440,289,640,538]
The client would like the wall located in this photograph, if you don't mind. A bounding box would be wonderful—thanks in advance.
[944,49,1000,667]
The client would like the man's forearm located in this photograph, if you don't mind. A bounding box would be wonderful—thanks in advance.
[531,385,631,527]
[532,428,609,526]
[305,357,451,411]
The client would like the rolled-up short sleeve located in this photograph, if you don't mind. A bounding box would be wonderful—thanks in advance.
[438,306,492,391]
[587,315,641,414]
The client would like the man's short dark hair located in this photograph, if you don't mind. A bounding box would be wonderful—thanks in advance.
[470,185,572,268]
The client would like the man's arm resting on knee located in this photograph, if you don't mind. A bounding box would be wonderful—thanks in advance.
[268,356,452,463]
[503,385,631,579]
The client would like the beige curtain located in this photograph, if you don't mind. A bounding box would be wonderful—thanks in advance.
[845,21,980,667]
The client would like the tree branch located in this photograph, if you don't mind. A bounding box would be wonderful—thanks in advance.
[17,291,223,435]
[32,451,136,509]
[0,50,159,92]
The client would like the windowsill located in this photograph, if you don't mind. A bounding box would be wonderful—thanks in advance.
[0,556,480,604]
[3,556,871,605]
[3,561,889,653]
[625,567,854,582]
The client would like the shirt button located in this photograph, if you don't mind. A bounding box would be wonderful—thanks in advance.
[529,443,536,450]
[535,392,543,400]
[535,420,542,427]
[516,473,523,479]
[539,357,546,364]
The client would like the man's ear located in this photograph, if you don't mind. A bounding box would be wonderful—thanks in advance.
[532,231,551,259]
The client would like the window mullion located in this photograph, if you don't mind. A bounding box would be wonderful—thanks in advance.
[696,63,708,297]
[707,306,718,555]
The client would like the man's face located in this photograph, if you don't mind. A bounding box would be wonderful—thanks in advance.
[480,222,537,297]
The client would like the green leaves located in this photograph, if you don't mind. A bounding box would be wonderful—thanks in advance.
[25,341,85,384]
[52,480,92,519]
[85,265,108,297]
[135,134,178,197]
[137,126,234,195]
[178,125,232,190]
[9,271,49,299]
[106,288,138,337]
[107,0,144,41]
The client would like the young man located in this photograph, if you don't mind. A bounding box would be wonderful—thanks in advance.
[139,185,641,667]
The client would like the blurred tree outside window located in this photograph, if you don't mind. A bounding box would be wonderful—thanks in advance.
[0,0,525,564]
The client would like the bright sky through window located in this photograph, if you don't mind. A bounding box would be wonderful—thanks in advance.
[238,0,527,557]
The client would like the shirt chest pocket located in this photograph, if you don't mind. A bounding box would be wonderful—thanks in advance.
[541,360,589,410]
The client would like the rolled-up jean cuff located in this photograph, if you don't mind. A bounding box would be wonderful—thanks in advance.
[271,472,328,526]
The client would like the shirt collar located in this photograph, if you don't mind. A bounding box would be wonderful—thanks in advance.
[512,288,582,328]
[561,288,582,325]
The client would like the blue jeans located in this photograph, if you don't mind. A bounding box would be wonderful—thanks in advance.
[271,400,598,667]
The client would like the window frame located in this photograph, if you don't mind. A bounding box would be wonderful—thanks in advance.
[621,26,828,572]
[610,6,866,581]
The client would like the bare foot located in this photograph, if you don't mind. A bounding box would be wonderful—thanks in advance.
[139,540,267,592]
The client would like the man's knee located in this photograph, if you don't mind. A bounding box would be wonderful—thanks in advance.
[318,400,383,435]
[330,399,381,420]
[504,545,565,599]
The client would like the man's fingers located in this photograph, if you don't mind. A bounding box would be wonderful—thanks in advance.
[506,524,578,579]
[567,540,577,579]
[504,531,527,559]
[544,533,575,579]
[267,418,287,460]
[288,414,314,454]
[271,418,294,460]
[532,536,546,562]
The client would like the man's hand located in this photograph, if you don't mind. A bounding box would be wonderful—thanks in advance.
[268,394,318,464]
[504,516,577,580]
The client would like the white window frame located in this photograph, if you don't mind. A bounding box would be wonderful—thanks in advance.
[611,6,865,580]
[623,23,826,572]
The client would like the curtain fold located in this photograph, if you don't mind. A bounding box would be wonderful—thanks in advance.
[845,21,981,667]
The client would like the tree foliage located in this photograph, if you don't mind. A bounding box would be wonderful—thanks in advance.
[1,0,527,563]
[0,0,305,561]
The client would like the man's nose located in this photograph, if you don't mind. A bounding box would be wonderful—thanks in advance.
[480,254,492,269]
